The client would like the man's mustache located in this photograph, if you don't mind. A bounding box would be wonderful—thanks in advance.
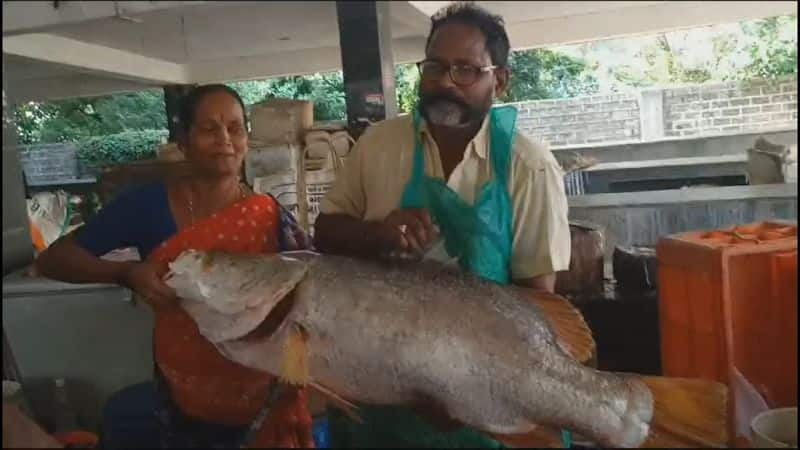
[420,93,470,110]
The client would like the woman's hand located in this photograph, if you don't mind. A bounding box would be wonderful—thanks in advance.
[251,387,314,448]
[118,261,178,309]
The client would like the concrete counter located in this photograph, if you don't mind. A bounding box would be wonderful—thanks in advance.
[568,183,798,259]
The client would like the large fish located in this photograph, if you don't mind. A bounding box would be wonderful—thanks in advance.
[164,250,727,448]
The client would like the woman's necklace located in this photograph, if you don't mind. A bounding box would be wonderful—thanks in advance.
[187,181,246,225]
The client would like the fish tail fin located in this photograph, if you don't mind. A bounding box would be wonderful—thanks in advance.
[524,290,596,364]
[641,376,729,448]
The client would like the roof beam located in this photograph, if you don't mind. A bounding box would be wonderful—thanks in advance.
[7,74,156,104]
[2,1,208,36]
[390,1,433,35]
[189,46,343,84]
[507,1,799,51]
[3,33,189,85]
[189,37,427,83]
[406,1,448,17]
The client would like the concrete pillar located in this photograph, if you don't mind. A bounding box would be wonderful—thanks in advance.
[336,1,398,139]
[164,84,196,142]
[639,88,665,142]
[2,57,34,274]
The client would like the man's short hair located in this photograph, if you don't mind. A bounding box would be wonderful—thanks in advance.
[425,2,511,68]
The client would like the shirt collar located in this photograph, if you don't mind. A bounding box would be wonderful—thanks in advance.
[418,114,491,160]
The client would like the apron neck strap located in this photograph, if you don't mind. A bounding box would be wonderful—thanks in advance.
[487,105,517,187]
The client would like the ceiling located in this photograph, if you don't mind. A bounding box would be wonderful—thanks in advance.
[3,1,797,103]
[50,1,427,64]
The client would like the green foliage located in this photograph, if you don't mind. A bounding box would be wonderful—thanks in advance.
[76,129,168,168]
[230,66,419,120]
[505,49,599,101]
[608,15,797,87]
[611,34,716,87]
[395,63,421,113]
[15,90,166,145]
[739,16,797,80]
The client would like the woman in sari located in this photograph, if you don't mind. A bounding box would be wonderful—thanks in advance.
[36,84,314,448]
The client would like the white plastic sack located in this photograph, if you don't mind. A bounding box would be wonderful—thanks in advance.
[27,191,82,251]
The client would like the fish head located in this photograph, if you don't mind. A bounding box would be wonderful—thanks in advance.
[164,249,310,343]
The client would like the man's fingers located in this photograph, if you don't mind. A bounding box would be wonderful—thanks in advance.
[414,210,434,229]
[402,230,423,254]
[406,217,429,246]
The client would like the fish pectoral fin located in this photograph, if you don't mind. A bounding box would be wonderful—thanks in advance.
[308,381,362,424]
[516,288,596,365]
[490,424,564,448]
[280,322,310,386]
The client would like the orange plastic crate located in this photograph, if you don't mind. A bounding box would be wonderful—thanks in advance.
[657,221,797,444]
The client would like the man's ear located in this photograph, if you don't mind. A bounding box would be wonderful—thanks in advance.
[494,67,510,98]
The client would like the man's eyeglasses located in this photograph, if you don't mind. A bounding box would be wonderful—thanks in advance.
[416,60,498,87]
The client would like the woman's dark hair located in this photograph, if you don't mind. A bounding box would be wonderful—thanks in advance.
[425,2,510,68]
[178,84,249,135]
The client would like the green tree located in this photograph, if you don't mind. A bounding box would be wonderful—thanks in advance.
[607,15,797,88]
[505,49,599,101]
[395,63,421,113]
[15,90,166,145]
[739,15,797,80]
[230,66,420,120]
[611,34,715,87]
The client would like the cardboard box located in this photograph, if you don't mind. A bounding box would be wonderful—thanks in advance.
[250,98,314,144]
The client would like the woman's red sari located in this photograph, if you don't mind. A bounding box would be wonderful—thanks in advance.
[150,194,285,426]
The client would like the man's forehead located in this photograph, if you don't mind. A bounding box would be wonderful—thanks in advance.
[427,22,489,62]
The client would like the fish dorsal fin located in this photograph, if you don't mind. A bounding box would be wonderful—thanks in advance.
[512,288,596,365]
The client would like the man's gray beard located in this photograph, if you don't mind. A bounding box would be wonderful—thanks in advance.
[424,100,471,128]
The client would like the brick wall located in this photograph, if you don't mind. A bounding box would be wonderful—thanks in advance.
[664,78,797,137]
[512,76,797,148]
[513,93,641,147]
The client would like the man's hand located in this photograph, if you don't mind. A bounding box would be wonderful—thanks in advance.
[313,211,439,260]
[251,387,314,448]
[378,209,440,257]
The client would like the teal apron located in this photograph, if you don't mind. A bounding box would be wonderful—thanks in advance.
[329,106,563,448]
